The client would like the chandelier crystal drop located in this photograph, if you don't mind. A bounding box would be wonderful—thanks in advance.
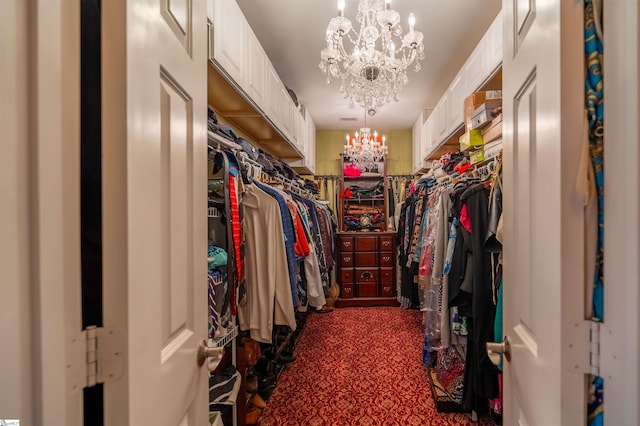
[343,115,388,172]
[319,0,425,115]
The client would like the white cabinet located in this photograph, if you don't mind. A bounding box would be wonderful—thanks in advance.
[266,64,283,127]
[435,94,450,141]
[463,46,485,95]
[422,118,433,159]
[304,116,316,174]
[485,11,503,76]
[291,105,301,149]
[447,72,466,134]
[281,87,293,139]
[412,115,423,174]
[212,0,246,87]
[245,31,267,111]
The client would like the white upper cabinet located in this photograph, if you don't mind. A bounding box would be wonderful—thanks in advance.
[422,117,433,159]
[266,63,283,126]
[485,11,503,76]
[419,11,503,160]
[447,72,466,134]
[280,86,293,139]
[412,115,423,174]
[212,0,246,87]
[435,93,450,141]
[305,115,316,174]
[463,46,486,96]
[245,30,267,111]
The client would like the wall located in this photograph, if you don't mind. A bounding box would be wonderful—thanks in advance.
[315,129,413,176]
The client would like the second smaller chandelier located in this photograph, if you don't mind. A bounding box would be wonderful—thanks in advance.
[320,0,425,116]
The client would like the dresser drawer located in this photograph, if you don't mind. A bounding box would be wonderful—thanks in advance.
[341,284,354,298]
[357,283,378,298]
[340,254,354,267]
[355,252,377,267]
[380,267,394,283]
[340,268,354,284]
[381,283,394,297]
[379,236,394,251]
[355,236,378,252]
[355,268,379,284]
[339,237,354,252]
[379,253,394,267]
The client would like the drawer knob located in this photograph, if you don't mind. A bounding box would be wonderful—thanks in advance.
[360,271,373,281]
[382,240,391,247]
[383,286,391,293]
[383,256,391,262]
[344,256,351,263]
[343,241,351,248]
[344,287,352,293]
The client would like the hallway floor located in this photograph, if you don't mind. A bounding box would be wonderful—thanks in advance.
[258,306,495,425]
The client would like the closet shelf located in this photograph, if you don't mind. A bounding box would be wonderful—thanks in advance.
[343,197,384,202]
[210,325,238,348]
[208,130,242,151]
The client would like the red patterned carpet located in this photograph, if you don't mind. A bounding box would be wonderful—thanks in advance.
[258,306,494,425]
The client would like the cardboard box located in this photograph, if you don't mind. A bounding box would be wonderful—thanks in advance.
[469,147,485,165]
[459,129,484,151]
[481,113,503,143]
[464,90,502,129]
[469,101,502,130]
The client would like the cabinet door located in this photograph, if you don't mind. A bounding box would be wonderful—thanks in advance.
[485,11,503,75]
[305,117,316,173]
[436,94,450,141]
[463,45,486,95]
[245,30,266,111]
[266,64,283,128]
[281,87,293,139]
[212,0,245,87]
[291,107,300,147]
[412,115,422,173]
[447,72,466,133]
[422,118,433,158]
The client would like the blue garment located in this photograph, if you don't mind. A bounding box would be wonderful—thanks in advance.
[254,181,300,307]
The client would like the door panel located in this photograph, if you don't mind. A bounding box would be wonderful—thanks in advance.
[102,1,208,425]
[502,0,585,424]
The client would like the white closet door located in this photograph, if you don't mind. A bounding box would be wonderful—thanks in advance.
[1,0,83,425]
[102,1,209,425]
[501,0,586,425]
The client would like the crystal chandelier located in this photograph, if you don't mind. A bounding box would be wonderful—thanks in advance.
[343,115,388,172]
[319,0,425,116]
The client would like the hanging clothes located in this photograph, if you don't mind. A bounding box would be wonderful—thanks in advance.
[239,184,296,344]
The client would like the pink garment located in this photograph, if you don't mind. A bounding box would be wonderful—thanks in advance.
[460,204,472,233]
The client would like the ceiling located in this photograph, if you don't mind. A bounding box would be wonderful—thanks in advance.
[236,0,502,130]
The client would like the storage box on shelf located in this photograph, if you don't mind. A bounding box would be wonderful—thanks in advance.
[464,90,502,129]
[481,113,503,144]
[459,129,484,151]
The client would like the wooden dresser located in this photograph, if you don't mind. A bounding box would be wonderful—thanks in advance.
[336,231,398,307]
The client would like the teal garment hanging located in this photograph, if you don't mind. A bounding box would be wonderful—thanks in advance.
[494,281,503,371]
[585,0,604,425]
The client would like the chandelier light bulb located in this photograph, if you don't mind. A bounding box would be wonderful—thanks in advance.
[408,13,416,32]
[337,0,345,16]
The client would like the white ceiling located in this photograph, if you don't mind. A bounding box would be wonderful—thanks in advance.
[236,0,501,130]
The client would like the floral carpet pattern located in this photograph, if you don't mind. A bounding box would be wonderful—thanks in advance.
[259,306,494,425]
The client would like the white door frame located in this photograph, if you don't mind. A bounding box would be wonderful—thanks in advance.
[602,1,640,424]
[0,0,83,425]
